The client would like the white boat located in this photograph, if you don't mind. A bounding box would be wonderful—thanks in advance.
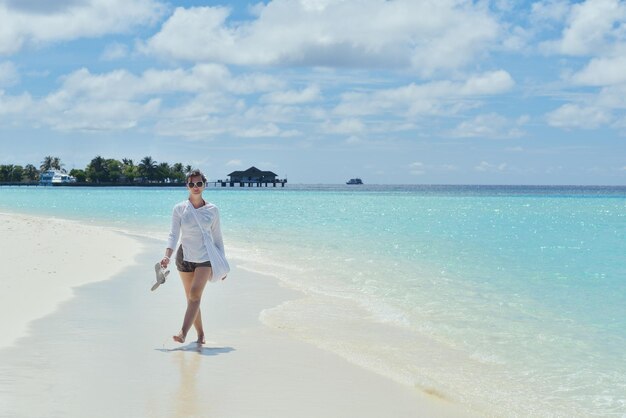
[346,178,363,185]
[39,170,77,186]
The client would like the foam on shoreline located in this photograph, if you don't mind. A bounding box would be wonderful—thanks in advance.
[0,211,477,418]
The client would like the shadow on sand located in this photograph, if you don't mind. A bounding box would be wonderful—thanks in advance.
[156,344,235,356]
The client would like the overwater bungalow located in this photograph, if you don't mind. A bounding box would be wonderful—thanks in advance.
[216,166,287,187]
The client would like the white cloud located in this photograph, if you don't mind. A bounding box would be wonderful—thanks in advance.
[153,114,226,139]
[558,71,626,119]
[546,103,612,129]
[236,123,282,138]
[48,64,283,104]
[226,159,242,167]
[458,70,515,95]
[229,73,286,95]
[0,61,520,144]
[0,61,19,86]
[53,65,226,101]
[44,98,161,132]
[0,90,32,115]
[345,135,362,145]
[2,0,84,14]
[139,6,233,61]
[502,1,569,54]
[161,92,235,122]
[0,0,165,55]
[140,1,500,75]
[531,0,570,23]
[100,43,129,61]
[0,62,311,136]
[334,70,514,117]
[475,161,507,172]
[540,0,626,56]
[409,162,425,175]
[322,118,365,134]
[234,123,300,138]
[408,161,458,176]
[449,113,527,139]
[154,101,302,140]
[501,25,532,51]
[0,64,233,132]
[596,84,626,109]
[260,85,320,105]
[243,104,301,124]
[611,112,626,132]
[571,53,626,86]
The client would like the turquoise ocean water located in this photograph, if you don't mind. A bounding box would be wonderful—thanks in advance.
[1,185,624,417]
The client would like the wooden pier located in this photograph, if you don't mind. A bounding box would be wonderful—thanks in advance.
[213,179,287,188]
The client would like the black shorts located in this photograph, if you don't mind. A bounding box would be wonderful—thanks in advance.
[175,246,212,273]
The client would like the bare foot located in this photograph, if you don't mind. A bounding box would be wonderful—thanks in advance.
[197,334,206,344]
[173,331,186,343]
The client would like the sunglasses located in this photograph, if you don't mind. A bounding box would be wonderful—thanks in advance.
[187,181,204,188]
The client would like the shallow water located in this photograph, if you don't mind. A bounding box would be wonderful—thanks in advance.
[1,184,625,416]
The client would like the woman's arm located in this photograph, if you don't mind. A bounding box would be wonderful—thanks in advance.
[160,247,174,269]
[211,207,225,256]
[162,205,181,268]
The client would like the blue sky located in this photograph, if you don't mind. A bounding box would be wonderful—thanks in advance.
[0,0,625,185]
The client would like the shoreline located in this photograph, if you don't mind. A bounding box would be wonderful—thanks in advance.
[0,211,478,417]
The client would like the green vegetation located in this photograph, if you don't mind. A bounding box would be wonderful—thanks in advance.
[0,155,193,184]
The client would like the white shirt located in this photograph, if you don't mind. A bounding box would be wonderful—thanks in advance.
[167,200,225,263]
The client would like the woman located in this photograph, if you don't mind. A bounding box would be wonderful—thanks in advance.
[160,169,229,344]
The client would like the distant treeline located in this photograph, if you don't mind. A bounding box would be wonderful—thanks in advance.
[0,155,194,184]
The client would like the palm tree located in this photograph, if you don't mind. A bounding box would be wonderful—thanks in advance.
[172,163,184,174]
[51,157,64,172]
[122,159,136,183]
[40,156,53,172]
[172,163,185,183]
[106,159,123,183]
[40,156,64,172]
[86,155,108,183]
[10,165,24,182]
[155,162,171,182]
[0,165,13,182]
[138,156,157,181]
[24,164,39,181]
[69,169,87,182]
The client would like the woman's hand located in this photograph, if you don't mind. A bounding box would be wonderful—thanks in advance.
[160,256,170,269]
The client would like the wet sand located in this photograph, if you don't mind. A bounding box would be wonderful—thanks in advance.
[0,213,477,417]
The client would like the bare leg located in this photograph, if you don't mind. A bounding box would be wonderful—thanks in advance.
[174,267,212,343]
[179,271,205,342]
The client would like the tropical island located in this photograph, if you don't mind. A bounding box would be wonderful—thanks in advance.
[0,155,193,186]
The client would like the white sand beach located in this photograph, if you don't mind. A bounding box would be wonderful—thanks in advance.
[0,212,143,349]
[0,212,478,418]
